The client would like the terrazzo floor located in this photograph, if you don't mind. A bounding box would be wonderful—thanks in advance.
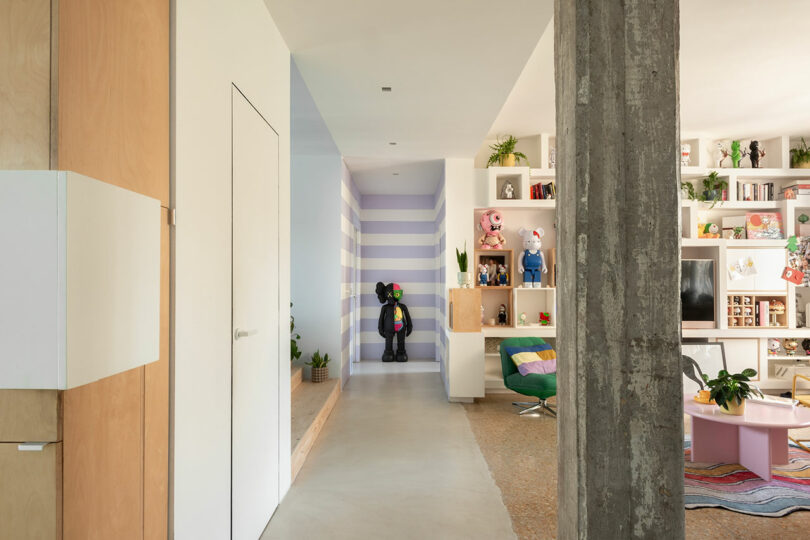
[463,393,810,540]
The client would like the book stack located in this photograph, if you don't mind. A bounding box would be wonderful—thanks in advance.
[738,182,775,201]
[778,182,810,200]
[531,181,556,200]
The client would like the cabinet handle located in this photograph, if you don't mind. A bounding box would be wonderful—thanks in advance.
[18,442,49,452]
[234,328,258,340]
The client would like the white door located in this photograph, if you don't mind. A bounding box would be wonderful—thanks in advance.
[231,86,280,539]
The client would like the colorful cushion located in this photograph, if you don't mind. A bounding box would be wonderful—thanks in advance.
[504,344,557,376]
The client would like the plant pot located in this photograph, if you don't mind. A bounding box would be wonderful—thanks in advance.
[457,272,473,288]
[499,153,516,167]
[311,366,328,383]
[703,190,721,201]
[792,161,810,169]
[718,398,746,416]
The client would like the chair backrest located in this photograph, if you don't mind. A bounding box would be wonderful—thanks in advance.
[499,337,549,384]
[682,342,727,394]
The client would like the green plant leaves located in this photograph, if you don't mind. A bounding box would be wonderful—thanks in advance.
[703,368,760,405]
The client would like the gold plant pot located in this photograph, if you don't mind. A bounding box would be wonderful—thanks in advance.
[499,153,516,167]
[718,398,745,416]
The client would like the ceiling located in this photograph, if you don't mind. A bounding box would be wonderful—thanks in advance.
[345,158,444,195]
[265,0,554,194]
[486,0,810,142]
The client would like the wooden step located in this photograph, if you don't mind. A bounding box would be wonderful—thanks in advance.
[291,378,340,482]
[291,365,303,393]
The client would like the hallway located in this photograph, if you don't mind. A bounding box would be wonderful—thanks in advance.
[262,361,516,539]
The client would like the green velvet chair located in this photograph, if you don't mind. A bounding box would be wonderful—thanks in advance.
[499,337,557,417]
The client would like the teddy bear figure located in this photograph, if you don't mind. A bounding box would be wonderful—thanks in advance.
[784,338,799,357]
[375,282,413,362]
[517,227,548,288]
[478,263,488,286]
[478,209,506,249]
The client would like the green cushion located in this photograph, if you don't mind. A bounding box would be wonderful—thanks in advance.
[505,372,556,399]
[499,337,557,400]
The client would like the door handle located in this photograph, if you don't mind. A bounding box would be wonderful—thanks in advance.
[234,328,258,340]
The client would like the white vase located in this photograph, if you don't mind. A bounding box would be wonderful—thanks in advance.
[457,272,472,288]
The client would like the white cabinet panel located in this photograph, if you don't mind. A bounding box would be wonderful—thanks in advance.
[0,171,160,389]
[726,248,786,292]
[716,338,760,381]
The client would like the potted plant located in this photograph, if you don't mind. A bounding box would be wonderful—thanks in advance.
[486,135,529,167]
[682,171,728,208]
[456,242,472,288]
[307,350,330,383]
[701,368,762,416]
[290,302,302,364]
[791,138,810,169]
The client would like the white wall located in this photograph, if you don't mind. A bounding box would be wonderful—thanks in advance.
[173,1,291,537]
[290,60,344,381]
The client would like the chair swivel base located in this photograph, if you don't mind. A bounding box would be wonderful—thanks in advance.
[513,399,556,417]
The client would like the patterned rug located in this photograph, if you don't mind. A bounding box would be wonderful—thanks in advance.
[685,441,810,517]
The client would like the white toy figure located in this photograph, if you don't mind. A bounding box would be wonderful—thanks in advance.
[768,338,781,356]
[680,143,691,167]
[497,264,508,286]
[500,181,516,200]
[517,227,548,288]
[478,263,488,286]
[715,142,730,168]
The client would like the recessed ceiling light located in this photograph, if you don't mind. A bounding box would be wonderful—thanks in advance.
[389,142,397,146]
[381,86,392,92]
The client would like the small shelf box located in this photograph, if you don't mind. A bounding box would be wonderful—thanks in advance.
[513,287,556,328]
[727,294,787,328]
[474,249,513,287]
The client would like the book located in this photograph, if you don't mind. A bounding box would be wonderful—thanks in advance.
[746,212,783,239]
[759,301,769,327]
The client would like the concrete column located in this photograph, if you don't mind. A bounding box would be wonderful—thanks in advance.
[555,1,684,538]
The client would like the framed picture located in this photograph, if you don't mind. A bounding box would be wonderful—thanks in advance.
[746,212,783,239]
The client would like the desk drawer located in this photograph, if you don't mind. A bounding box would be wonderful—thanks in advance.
[0,390,61,442]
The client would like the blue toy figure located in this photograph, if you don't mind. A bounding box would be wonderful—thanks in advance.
[478,263,488,286]
[517,227,548,288]
[498,264,508,286]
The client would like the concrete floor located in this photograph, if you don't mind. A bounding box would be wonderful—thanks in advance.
[262,361,516,540]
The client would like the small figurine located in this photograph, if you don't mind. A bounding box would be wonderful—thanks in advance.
[743,297,752,305]
[497,264,508,286]
[478,263,488,286]
[733,296,741,304]
[478,209,506,249]
[785,188,797,200]
[549,147,556,169]
[519,312,527,326]
[732,306,741,316]
[731,140,747,168]
[715,142,730,168]
[744,306,752,317]
[497,304,508,325]
[517,227,548,288]
[539,312,551,326]
[730,317,738,327]
[749,140,766,168]
[500,181,516,200]
[681,143,691,167]
[700,223,720,238]
[799,214,810,225]
[768,338,781,356]
[745,317,754,326]
[784,338,799,356]
[803,338,810,355]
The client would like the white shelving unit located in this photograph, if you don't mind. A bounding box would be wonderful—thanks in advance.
[680,134,810,390]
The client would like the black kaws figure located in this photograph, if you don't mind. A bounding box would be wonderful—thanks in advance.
[376,282,413,362]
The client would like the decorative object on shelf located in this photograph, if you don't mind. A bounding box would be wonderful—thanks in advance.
[732,307,741,315]
[745,317,754,325]
[745,212,783,239]
[701,367,761,416]
[549,147,556,169]
[715,142,730,168]
[517,227,548,288]
[478,263,489,286]
[488,318,496,326]
[748,140,766,168]
[800,214,810,231]
[721,215,746,239]
[306,350,331,383]
[486,257,498,285]
[456,242,472,287]
[519,312,527,326]
[785,235,810,286]
[699,222,720,238]
[291,302,302,364]
[499,181,516,199]
[727,256,757,281]
[803,339,810,355]
[539,312,551,326]
[730,140,747,168]
[478,209,506,249]
[744,306,752,317]
[768,338,781,356]
[784,338,799,357]
[733,296,741,304]
[790,138,810,169]
[481,305,485,325]
[784,188,797,200]
[375,282,413,362]
[486,135,529,167]
[497,304,508,325]
[743,296,752,305]
[701,171,727,208]
[497,264,509,286]
[680,143,691,166]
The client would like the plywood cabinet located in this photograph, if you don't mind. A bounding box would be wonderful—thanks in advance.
[0,171,160,390]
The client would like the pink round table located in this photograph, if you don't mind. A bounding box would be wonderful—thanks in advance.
[684,394,810,481]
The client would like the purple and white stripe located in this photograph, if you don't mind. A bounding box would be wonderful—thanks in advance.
[341,161,361,381]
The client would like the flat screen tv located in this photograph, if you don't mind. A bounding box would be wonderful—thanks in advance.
[681,259,716,329]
